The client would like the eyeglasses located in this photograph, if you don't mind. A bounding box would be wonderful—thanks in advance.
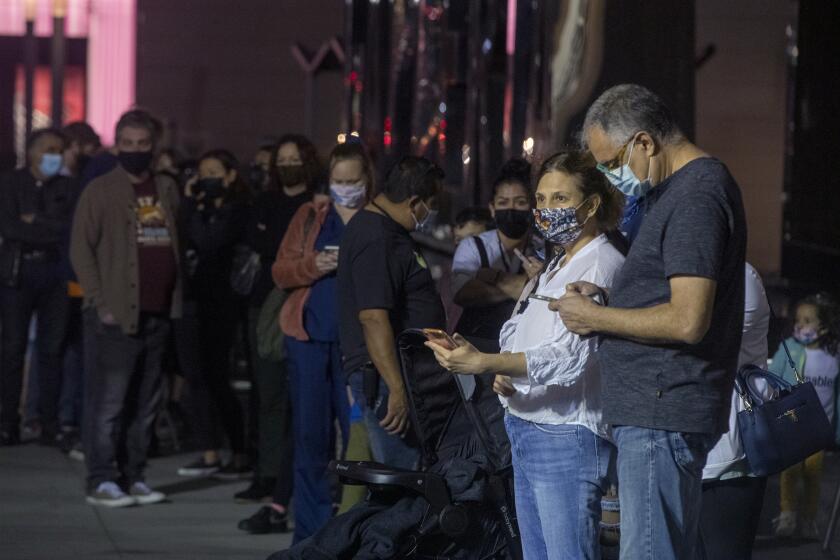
[595,134,638,176]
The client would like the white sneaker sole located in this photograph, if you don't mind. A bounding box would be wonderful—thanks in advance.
[132,492,166,505]
[177,468,220,477]
[86,496,137,508]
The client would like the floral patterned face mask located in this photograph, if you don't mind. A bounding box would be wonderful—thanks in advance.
[533,198,591,246]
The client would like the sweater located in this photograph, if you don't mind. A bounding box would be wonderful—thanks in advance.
[70,166,182,334]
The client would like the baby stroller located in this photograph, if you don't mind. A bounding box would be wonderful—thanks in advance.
[271,329,522,560]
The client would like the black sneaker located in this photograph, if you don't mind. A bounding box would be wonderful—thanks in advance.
[234,478,276,503]
[58,427,80,454]
[237,506,289,534]
[213,462,253,481]
[39,429,61,447]
[0,426,20,447]
[177,457,222,477]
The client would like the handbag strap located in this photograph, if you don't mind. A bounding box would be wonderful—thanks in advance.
[766,298,805,384]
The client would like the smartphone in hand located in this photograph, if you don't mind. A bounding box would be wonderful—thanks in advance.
[423,328,458,350]
[528,293,558,304]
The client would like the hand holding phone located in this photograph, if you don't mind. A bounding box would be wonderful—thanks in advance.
[423,328,458,351]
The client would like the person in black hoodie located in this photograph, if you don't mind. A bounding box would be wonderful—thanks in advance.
[233,135,322,528]
[176,149,251,478]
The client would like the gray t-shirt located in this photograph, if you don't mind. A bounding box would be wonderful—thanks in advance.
[599,157,747,434]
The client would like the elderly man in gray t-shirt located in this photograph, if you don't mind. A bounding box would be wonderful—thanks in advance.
[551,84,747,560]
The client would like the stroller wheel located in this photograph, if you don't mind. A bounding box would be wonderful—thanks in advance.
[439,505,470,537]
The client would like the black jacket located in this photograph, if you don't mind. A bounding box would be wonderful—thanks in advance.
[0,168,76,251]
[180,195,248,303]
[0,168,76,286]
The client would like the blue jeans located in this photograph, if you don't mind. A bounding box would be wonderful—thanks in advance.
[348,369,419,470]
[613,426,719,560]
[286,338,350,544]
[504,414,614,560]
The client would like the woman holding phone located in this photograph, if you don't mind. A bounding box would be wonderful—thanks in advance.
[428,151,626,560]
[269,141,374,543]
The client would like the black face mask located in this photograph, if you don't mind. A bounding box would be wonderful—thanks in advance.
[495,209,532,239]
[275,164,306,188]
[76,154,92,175]
[248,164,267,190]
[118,150,153,176]
[196,178,226,200]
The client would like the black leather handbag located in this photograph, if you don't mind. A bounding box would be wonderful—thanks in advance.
[735,339,834,477]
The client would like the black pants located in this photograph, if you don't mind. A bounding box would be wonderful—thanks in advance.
[177,299,245,453]
[83,310,170,490]
[699,476,767,560]
[248,304,293,506]
[0,260,69,433]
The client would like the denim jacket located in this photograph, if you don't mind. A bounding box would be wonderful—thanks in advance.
[769,337,840,445]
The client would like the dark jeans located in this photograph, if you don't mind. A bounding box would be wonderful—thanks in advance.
[177,300,245,452]
[248,305,293,506]
[0,260,69,433]
[286,337,350,543]
[59,298,85,428]
[347,369,419,470]
[83,310,170,490]
[699,476,767,560]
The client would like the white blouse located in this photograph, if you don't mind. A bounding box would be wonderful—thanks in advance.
[498,234,625,438]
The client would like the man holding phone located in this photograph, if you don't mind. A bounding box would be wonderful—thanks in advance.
[338,157,446,469]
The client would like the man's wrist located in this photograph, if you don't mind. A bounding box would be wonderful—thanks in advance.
[477,352,495,375]
[383,376,405,396]
[587,301,608,332]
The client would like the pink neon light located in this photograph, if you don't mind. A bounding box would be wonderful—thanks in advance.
[506,0,516,55]
[87,0,136,144]
[0,0,90,37]
[0,0,135,144]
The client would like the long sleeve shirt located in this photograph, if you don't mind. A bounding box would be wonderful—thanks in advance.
[498,234,625,438]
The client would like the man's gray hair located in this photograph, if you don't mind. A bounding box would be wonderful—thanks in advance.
[581,84,683,148]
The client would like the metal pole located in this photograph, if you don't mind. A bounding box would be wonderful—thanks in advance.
[23,17,36,139]
[823,480,840,552]
[51,1,66,127]
[304,74,314,139]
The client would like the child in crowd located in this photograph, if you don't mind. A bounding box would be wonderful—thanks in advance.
[772,293,840,539]
[452,207,494,245]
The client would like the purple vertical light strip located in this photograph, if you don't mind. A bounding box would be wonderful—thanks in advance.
[87,0,135,144]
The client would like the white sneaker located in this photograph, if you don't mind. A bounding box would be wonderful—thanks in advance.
[129,481,166,505]
[773,511,797,538]
[86,481,136,508]
[800,518,820,540]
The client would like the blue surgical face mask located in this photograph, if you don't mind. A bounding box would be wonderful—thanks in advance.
[412,201,437,232]
[597,140,652,198]
[39,153,63,178]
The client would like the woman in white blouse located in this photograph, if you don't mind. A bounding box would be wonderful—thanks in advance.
[428,151,626,560]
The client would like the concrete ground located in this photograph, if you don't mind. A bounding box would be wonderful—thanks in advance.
[0,444,292,560]
[1,444,839,559]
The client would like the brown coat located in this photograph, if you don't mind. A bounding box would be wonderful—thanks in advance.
[272,199,331,341]
[70,166,182,335]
